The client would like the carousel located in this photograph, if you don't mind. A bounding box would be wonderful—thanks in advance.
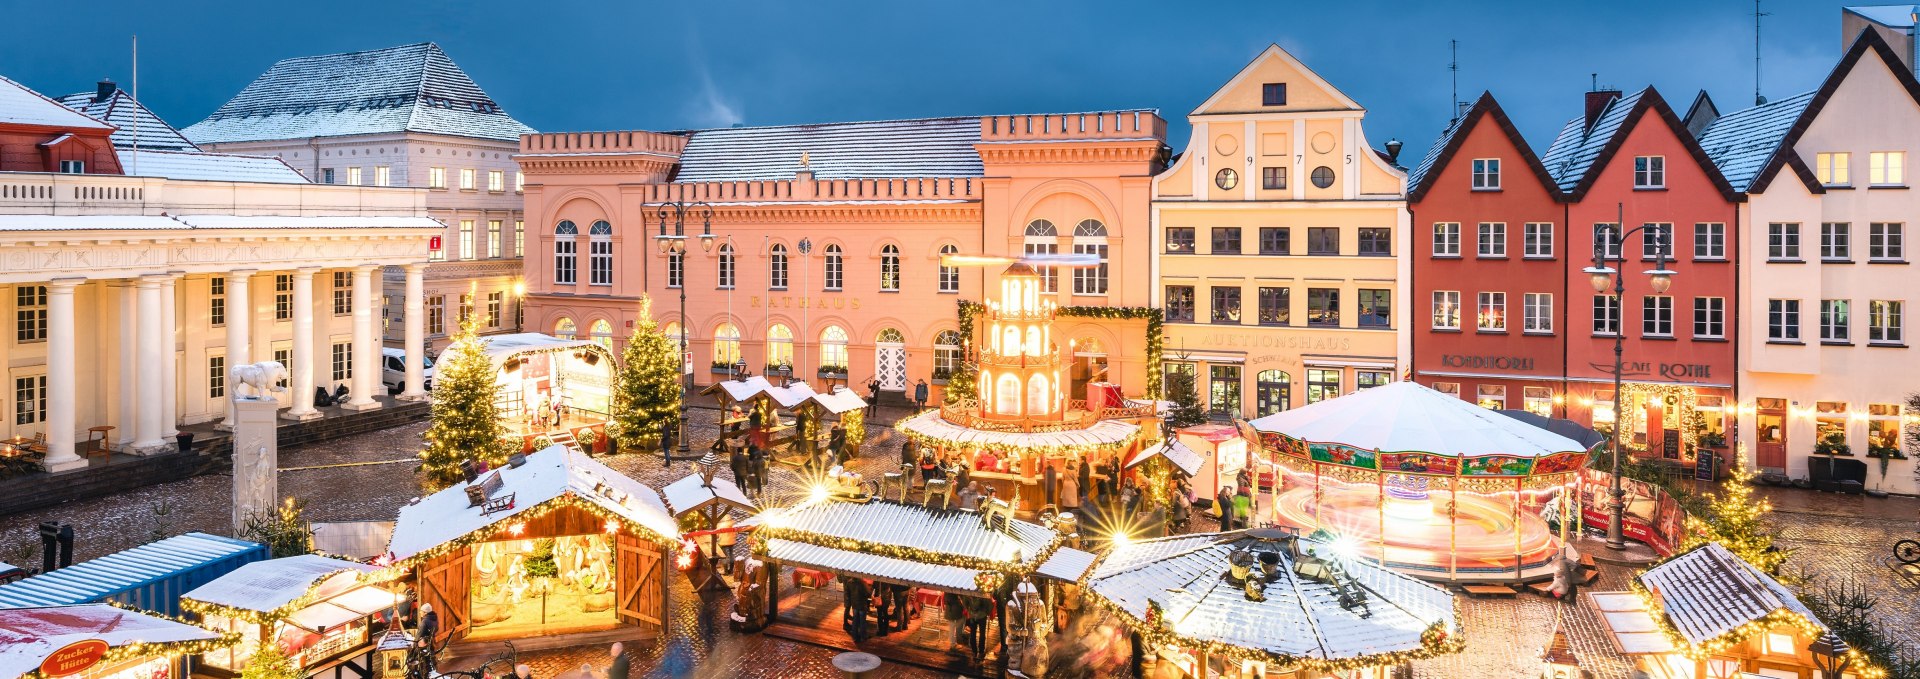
[1245,381,1598,583]
[897,263,1155,512]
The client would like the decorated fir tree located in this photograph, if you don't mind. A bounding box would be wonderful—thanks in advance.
[1164,369,1208,428]
[239,641,299,679]
[609,296,681,453]
[1681,450,1790,575]
[418,311,512,491]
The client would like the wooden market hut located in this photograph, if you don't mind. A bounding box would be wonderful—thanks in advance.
[382,446,680,650]
[0,604,235,679]
[1591,542,1877,679]
[1082,528,1463,679]
[739,496,1098,673]
[703,376,867,461]
[182,555,406,679]
[660,470,758,591]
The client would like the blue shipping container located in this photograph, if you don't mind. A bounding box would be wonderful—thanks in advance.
[0,532,267,617]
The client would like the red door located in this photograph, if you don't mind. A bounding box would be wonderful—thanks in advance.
[1755,398,1787,470]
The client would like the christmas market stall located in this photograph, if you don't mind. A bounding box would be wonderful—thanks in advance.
[1247,381,1598,583]
[0,604,237,679]
[484,333,617,445]
[1081,528,1463,679]
[737,493,1096,674]
[0,533,267,617]
[380,445,680,647]
[897,264,1153,513]
[1590,542,1879,679]
[181,555,406,679]
[703,377,867,463]
[660,467,758,592]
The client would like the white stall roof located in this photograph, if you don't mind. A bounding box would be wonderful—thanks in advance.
[706,376,851,411]
[0,604,225,678]
[480,333,609,369]
[1588,591,1677,655]
[386,446,677,562]
[1127,438,1205,477]
[285,601,363,633]
[1638,542,1822,648]
[182,554,374,615]
[1248,380,1589,459]
[898,410,1139,452]
[660,473,756,517]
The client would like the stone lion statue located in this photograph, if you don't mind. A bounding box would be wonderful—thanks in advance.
[230,361,289,400]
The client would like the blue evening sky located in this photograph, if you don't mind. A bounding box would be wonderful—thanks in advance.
[1,1,1871,157]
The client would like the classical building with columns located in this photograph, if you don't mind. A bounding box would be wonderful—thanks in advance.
[0,74,440,472]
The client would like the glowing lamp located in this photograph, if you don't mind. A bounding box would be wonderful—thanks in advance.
[1583,266,1616,293]
[1110,531,1130,548]
[508,522,526,536]
[1644,268,1676,294]
[700,233,717,252]
[1328,535,1361,561]
[809,483,829,503]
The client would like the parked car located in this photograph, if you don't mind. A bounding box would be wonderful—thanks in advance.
[381,348,435,393]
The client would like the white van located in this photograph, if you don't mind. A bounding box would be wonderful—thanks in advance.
[381,348,435,393]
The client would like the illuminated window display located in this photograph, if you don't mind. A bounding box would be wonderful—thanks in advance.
[469,534,617,638]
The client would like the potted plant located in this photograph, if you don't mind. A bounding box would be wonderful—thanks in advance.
[576,427,598,456]
[817,364,848,378]
[765,362,792,377]
[532,435,554,450]
[1814,430,1852,457]
[711,360,734,375]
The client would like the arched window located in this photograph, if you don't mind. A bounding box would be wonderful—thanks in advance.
[1074,337,1105,356]
[876,327,905,344]
[995,373,1022,415]
[769,243,789,290]
[879,244,901,291]
[1027,374,1051,415]
[766,324,793,368]
[1024,219,1059,292]
[554,317,576,340]
[824,244,844,291]
[713,323,741,365]
[820,325,849,370]
[553,220,578,285]
[663,321,683,347]
[1256,370,1291,417]
[1073,219,1108,295]
[933,330,962,379]
[588,220,613,286]
[1001,326,1020,358]
[938,244,960,293]
[590,319,613,350]
[717,243,736,289]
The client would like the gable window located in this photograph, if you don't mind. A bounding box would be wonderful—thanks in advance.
[1165,227,1195,254]
[1821,299,1850,343]
[1432,291,1461,330]
[428,167,446,189]
[1260,227,1290,255]
[824,244,843,290]
[1307,227,1339,256]
[1694,222,1725,260]
[1262,83,1287,106]
[938,244,960,293]
[1870,151,1906,186]
[768,243,789,290]
[1816,152,1850,186]
[1211,227,1242,255]
[1262,166,1287,190]
[1477,222,1506,258]
[1633,156,1664,188]
[1024,220,1059,292]
[1694,297,1725,339]
[1523,222,1554,258]
[1768,223,1801,261]
[1768,299,1801,342]
[553,220,577,285]
[1821,222,1851,261]
[718,243,736,289]
[1358,228,1391,257]
[58,160,85,174]
[1870,223,1905,261]
[1524,293,1553,334]
[1471,158,1501,190]
[1072,220,1109,295]
[1432,223,1461,257]
[1477,292,1507,332]
[14,285,46,343]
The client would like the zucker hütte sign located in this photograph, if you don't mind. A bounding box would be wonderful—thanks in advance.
[40,639,109,677]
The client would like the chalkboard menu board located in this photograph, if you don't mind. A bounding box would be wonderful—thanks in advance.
[1662,429,1681,459]
[1695,449,1716,481]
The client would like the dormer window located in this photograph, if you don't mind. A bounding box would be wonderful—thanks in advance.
[57,160,84,174]
[1262,83,1287,106]
[1634,156,1665,189]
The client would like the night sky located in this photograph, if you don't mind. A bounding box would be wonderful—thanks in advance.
[2,1,1872,155]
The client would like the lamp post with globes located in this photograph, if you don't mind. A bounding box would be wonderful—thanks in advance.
[1583,204,1675,550]
[654,200,715,464]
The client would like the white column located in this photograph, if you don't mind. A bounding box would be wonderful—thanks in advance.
[116,281,136,450]
[132,274,168,452]
[283,267,321,421]
[219,270,255,430]
[160,272,182,437]
[343,264,382,411]
[42,279,85,472]
[399,262,429,401]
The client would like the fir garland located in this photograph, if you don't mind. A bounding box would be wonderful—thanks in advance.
[748,501,1068,595]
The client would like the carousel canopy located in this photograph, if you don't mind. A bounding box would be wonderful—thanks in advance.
[480,332,610,369]
[1248,381,1592,470]
[181,555,381,619]
[740,498,1090,594]
[0,604,229,677]
[897,410,1139,455]
[1637,542,1823,648]
[386,446,678,563]
[660,473,757,517]
[1128,437,1205,477]
[1084,530,1459,668]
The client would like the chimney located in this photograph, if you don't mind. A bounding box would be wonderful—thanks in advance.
[1585,89,1622,131]
[94,79,117,104]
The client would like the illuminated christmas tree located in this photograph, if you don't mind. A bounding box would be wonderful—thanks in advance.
[240,641,299,679]
[609,295,680,453]
[418,310,511,491]
[1682,450,1790,575]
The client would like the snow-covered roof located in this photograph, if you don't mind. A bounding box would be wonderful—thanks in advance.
[809,387,868,415]
[0,215,187,232]
[704,377,864,413]
[0,604,228,678]
[1637,542,1823,648]
[1035,546,1099,583]
[116,149,310,184]
[170,215,440,230]
[0,75,113,131]
[181,555,376,617]
[1696,91,1816,193]
[1085,530,1459,666]
[762,539,982,592]
[0,533,265,617]
[1541,89,1646,193]
[1404,117,1464,194]
[386,446,677,562]
[1846,4,1920,27]
[747,498,1066,592]
[477,332,601,363]
[659,473,756,517]
[673,116,984,182]
[1248,380,1590,460]
[1128,437,1205,477]
[1588,591,1677,656]
[55,87,198,150]
[897,409,1140,453]
[183,42,535,144]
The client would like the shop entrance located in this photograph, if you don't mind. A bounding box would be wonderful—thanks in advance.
[1756,398,1788,470]
[875,328,907,392]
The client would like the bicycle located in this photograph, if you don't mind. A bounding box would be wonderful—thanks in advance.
[1895,539,1920,565]
[409,637,516,679]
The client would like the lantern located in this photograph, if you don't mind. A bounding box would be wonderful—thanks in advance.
[374,630,414,679]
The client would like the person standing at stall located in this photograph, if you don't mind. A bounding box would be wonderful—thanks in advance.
[1216,485,1234,532]
[828,422,848,465]
[748,444,768,497]
[914,379,929,410]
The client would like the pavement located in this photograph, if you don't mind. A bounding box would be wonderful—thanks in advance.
[7,406,1920,679]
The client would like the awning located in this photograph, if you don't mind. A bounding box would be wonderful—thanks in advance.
[763,539,982,594]
[896,410,1140,455]
[1035,547,1098,583]
[1587,591,1675,655]
[1128,439,1205,478]
[661,473,757,517]
[328,586,406,617]
[286,601,363,634]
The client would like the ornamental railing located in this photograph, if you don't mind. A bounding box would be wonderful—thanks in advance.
[975,352,1063,370]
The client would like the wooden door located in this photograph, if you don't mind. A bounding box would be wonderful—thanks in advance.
[615,534,665,630]
[418,548,472,644]
[1755,398,1788,470]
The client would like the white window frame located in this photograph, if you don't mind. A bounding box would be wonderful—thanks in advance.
[717,243,736,289]
[373,166,390,187]
[1432,223,1461,257]
[1642,295,1674,337]
[487,170,504,192]
[1816,152,1851,186]
[1870,151,1906,186]
[1431,290,1461,330]
[1633,155,1665,188]
[1821,299,1851,342]
[1768,299,1801,342]
[487,220,502,259]
[1594,223,1622,260]
[13,373,46,427]
[1870,222,1906,262]
[460,168,476,190]
[428,167,446,189]
[666,251,683,289]
[331,341,353,382]
[769,243,789,290]
[880,244,902,292]
[1523,292,1553,334]
[1471,158,1501,190]
[346,167,362,186]
[1693,297,1725,339]
[14,285,46,343]
[1821,222,1851,262]
[1593,294,1621,336]
[588,222,613,286]
[824,245,843,291]
[1870,300,1905,344]
[1477,222,1507,258]
[1694,222,1725,260]
[1768,223,1801,261]
[1523,222,1554,258]
[1477,291,1507,332]
[459,220,475,261]
[938,244,960,293]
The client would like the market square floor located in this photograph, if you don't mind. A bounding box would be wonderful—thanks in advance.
[6,405,1920,679]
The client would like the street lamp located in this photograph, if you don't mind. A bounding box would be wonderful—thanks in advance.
[1809,631,1852,678]
[655,200,715,464]
[1583,204,1675,551]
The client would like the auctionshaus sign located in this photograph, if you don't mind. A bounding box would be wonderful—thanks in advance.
[1438,354,1535,371]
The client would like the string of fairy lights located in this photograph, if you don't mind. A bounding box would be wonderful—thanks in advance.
[747,501,1070,596]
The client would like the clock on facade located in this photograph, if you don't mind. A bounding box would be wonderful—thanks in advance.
[1215,168,1238,190]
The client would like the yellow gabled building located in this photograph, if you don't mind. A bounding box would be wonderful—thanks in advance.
[1152,44,1410,419]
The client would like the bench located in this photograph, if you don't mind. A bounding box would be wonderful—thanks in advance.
[1462,584,1516,597]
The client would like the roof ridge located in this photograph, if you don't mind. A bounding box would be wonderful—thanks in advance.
[267,41,436,67]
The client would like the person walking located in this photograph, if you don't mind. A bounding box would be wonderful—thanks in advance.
[828,422,848,465]
[867,378,882,415]
[1060,467,1080,516]
[605,643,629,679]
[1216,485,1234,532]
[747,444,768,497]
[914,379,929,410]
[728,443,750,491]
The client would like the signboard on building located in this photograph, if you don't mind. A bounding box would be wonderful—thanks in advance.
[41,639,108,677]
